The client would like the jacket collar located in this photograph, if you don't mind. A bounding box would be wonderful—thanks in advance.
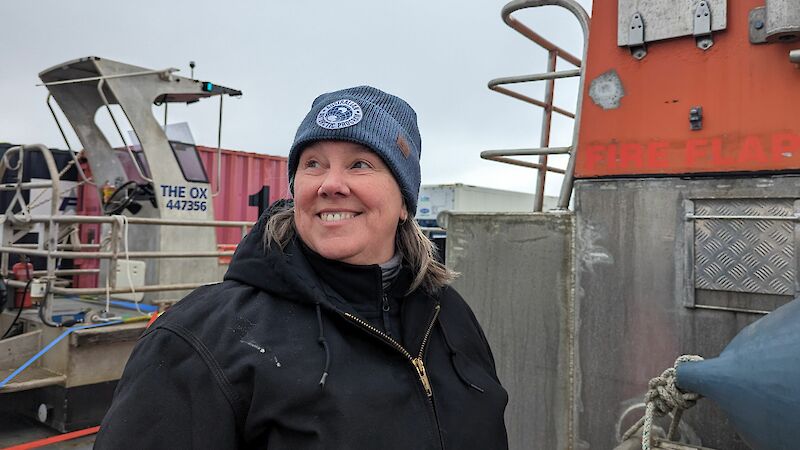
[223,202,413,314]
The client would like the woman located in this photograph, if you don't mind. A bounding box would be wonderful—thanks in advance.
[95,86,508,449]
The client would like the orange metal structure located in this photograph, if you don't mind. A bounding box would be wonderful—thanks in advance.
[575,0,800,178]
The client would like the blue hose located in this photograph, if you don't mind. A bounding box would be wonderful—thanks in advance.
[0,320,123,389]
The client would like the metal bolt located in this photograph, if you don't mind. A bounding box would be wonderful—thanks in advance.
[754,20,764,30]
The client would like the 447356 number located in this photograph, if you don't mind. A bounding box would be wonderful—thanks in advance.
[165,199,207,211]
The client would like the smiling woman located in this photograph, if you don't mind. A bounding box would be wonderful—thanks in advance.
[293,141,407,265]
[95,86,509,450]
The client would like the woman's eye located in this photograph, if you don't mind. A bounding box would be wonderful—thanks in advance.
[351,160,373,169]
[304,159,320,169]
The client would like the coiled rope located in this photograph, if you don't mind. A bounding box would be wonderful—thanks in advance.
[621,355,705,450]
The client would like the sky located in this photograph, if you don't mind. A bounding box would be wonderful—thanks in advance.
[1,0,592,197]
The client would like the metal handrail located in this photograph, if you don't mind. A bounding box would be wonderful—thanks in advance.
[0,145,253,305]
[96,79,154,183]
[25,215,252,227]
[483,147,572,156]
[212,95,224,197]
[502,4,582,66]
[686,214,800,221]
[1,212,254,299]
[491,69,582,85]
[3,279,205,296]
[37,68,179,87]
[0,145,61,219]
[488,69,581,119]
[45,94,94,185]
[482,0,591,211]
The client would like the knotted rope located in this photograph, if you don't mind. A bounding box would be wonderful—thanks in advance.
[621,355,705,450]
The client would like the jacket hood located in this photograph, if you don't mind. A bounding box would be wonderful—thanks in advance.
[224,200,328,306]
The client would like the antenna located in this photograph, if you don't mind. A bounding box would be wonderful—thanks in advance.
[189,61,196,79]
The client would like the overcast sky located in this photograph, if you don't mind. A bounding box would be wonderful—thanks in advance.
[1,0,592,196]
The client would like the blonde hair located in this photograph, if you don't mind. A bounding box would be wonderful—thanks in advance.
[264,204,456,294]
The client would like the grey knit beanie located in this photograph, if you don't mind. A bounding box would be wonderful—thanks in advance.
[288,86,422,213]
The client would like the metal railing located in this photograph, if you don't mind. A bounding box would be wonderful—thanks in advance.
[0,145,254,302]
[481,0,591,211]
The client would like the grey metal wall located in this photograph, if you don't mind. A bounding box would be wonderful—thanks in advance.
[574,176,799,450]
[445,176,798,449]
[446,213,575,450]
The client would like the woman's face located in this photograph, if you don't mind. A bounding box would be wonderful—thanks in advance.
[293,140,408,265]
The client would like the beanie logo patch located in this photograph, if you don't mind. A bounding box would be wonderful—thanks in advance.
[396,133,411,158]
[316,99,363,130]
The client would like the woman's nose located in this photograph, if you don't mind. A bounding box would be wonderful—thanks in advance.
[317,168,350,197]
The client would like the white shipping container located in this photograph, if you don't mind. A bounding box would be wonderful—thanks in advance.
[415,184,556,225]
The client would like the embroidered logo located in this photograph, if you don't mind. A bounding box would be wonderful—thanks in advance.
[396,133,411,158]
[316,99,363,129]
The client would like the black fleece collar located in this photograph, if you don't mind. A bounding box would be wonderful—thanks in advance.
[299,241,415,313]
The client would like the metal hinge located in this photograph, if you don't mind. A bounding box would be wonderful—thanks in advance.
[693,1,714,50]
[628,12,647,60]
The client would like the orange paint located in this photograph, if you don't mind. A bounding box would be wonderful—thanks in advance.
[575,0,800,177]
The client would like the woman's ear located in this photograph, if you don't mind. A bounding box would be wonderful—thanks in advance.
[400,201,409,222]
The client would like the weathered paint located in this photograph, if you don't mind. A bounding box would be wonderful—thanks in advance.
[581,132,800,175]
[575,0,800,178]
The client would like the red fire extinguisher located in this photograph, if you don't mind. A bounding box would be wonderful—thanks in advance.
[12,261,34,308]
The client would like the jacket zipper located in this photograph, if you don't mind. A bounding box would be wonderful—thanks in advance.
[343,303,441,397]
[381,294,392,338]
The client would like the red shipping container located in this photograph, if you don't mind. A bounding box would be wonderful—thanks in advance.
[196,146,289,245]
[73,146,289,288]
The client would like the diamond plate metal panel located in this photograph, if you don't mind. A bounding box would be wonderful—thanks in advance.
[694,199,795,295]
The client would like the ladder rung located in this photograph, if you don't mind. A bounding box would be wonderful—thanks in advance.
[481,147,572,157]
[488,69,581,87]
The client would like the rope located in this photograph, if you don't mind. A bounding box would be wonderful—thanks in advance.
[621,355,704,450]
[115,214,141,313]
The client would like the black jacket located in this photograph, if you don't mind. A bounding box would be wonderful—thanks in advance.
[95,211,508,449]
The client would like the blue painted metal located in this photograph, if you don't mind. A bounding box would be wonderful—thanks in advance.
[677,299,800,450]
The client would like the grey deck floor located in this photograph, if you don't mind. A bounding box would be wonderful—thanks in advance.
[0,411,96,448]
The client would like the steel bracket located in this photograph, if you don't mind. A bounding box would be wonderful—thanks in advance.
[689,106,703,131]
[628,12,647,60]
[750,3,800,45]
[749,6,768,44]
[693,1,714,50]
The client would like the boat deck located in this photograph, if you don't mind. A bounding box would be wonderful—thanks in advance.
[0,412,95,449]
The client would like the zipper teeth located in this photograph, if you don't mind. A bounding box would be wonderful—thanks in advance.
[417,304,441,358]
[343,312,412,360]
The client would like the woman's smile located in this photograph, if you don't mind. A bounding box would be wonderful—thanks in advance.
[317,211,360,223]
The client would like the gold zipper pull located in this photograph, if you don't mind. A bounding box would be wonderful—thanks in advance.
[412,357,433,397]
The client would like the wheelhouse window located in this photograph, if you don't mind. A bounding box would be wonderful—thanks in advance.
[169,141,208,183]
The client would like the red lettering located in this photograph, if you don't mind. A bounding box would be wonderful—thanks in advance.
[619,143,644,169]
[686,139,710,166]
[770,133,800,163]
[710,137,735,166]
[646,141,669,169]
[607,143,619,169]
[738,135,768,164]
[584,144,609,170]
